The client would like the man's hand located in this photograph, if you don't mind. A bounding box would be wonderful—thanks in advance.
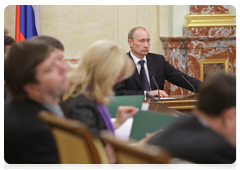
[113,106,139,129]
[149,90,168,97]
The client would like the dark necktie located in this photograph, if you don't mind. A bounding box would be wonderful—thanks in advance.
[138,60,150,91]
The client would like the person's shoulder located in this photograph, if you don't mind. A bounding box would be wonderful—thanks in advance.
[4,99,48,127]
[156,115,197,133]
[148,115,199,143]
[5,98,42,112]
[61,94,100,120]
[147,52,165,60]
[62,94,94,108]
[173,116,233,147]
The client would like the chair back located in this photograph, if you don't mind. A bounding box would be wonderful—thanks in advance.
[100,131,172,164]
[38,111,108,164]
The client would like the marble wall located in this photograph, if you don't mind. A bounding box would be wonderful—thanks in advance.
[160,5,236,95]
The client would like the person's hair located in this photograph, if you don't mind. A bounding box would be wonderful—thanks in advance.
[196,71,236,117]
[128,26,148,40]
[63,40,135,104]
[30,35,64,51]
[4,41,54,101]
[4,35,16,54]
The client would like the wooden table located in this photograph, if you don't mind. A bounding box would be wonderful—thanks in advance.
[144,95,198,115]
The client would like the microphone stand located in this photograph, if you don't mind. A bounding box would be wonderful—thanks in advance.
[150,73,160,101]
[180,73,196,98]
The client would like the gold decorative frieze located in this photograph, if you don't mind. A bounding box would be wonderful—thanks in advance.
[183,14,236,27]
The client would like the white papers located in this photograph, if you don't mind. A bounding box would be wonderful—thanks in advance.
[111,117,133,141]
[141,102,150,111]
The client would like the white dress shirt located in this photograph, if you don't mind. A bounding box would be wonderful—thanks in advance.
[130,51,151,87]
[130,51,151,96]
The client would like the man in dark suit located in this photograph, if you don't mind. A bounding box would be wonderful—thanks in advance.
[114,26,202,97]
[4,41,69,163]
[148,72,236,164]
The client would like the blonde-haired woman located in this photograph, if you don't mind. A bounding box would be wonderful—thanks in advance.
[61,40,138,138]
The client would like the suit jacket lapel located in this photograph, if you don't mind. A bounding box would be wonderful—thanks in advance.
[146,54,156,90]
[127,52,143,90]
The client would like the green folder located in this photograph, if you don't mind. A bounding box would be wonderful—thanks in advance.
[107,95,144,118]
[130,110,178,141]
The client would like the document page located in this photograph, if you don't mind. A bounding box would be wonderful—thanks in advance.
[111,117,133,141]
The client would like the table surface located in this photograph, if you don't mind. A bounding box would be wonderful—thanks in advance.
[143,95,198,116]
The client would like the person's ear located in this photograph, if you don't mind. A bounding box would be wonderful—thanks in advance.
[128,39,133,48]
[23,83,41,98]
[221,106,236,128]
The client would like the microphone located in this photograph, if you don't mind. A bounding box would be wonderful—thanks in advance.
[179,72,196,98]
[150,73,160,101]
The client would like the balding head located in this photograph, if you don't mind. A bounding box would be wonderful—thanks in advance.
[128,26,148,40]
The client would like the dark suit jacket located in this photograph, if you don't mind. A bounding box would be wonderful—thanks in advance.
[60,94,107,137]
[114,52,202,95]
[4,99,59,164]
[148,115,236,164]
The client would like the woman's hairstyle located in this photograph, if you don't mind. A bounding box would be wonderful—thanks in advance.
[63,40,135,104]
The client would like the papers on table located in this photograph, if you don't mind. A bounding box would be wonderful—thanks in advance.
[111,117,133,141]
[141,102,150,111]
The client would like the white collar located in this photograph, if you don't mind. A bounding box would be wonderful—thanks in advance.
[130,51,147,65]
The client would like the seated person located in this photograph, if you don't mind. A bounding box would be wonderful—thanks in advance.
[114,26,202,97]
[61,40,138,137]
[147,71,236,164]
[4,41,69,163]
[60,40,139,163]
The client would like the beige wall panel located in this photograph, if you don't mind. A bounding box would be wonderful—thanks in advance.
[4,5,16,38]
[4,5,161,59]
[136,5,150,31]
[41,5,118,59]
[159,5,170,37]
[118,5,137,53]
[149,5,159,54]
[159,5,170,54]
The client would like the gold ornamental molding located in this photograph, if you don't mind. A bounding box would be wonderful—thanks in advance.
[183,14,236,27]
